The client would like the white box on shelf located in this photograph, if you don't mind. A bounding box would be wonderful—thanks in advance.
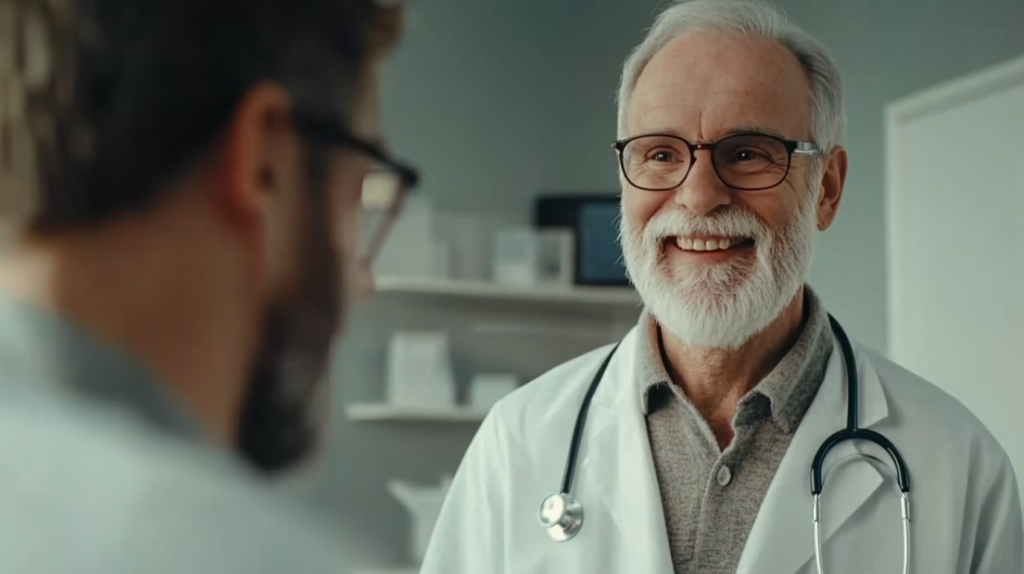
[435,212,507,281]
[386,331,456,409]
[492,227,538,287]
[468,373,519,409]
[372,195,446,279]
[534,227,575,287]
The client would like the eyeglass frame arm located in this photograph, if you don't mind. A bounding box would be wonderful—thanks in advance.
[610,132,823,192]
[291,109,421,263]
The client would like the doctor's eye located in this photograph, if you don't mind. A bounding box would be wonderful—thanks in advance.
[728,147,773,163]
[647,149,682,163]
[716,134,790,169]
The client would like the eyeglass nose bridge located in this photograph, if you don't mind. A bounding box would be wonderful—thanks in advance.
[690,141,717,156]
[672,140,721,189]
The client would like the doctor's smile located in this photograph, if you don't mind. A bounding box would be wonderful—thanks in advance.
[664,234,757,262]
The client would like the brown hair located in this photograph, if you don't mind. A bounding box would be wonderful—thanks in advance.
[0,0,403,229]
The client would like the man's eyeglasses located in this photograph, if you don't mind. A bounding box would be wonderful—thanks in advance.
[613,132,821,192]
[294,110,420,264]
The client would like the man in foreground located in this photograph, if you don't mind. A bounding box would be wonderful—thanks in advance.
[0,0,417,571]
[420,1,1023,573]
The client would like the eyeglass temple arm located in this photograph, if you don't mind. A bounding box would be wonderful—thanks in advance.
[793,141,823,155]
[362,187,408,265]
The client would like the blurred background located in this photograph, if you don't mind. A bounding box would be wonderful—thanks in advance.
[283,1,1024,572]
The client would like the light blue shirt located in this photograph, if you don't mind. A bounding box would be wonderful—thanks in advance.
[0,296,351,573]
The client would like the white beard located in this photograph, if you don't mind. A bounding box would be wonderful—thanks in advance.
[619,185,820,350]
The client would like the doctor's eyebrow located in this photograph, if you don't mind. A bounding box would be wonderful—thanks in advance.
[722,125,791,140]
[623,125,795,142]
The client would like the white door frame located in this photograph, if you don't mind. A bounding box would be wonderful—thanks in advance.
[884,54,1024,359]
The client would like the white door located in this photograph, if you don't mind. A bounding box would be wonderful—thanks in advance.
[886,54,1024,508]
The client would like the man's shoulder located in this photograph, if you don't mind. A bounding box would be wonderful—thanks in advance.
[862,346,1009,456]
[506,343,615,403]
[0,391,346,573]
[484,341,618,447]
[862,345,1023,556]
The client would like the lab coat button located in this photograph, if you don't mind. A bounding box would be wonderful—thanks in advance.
[717,465,732,487]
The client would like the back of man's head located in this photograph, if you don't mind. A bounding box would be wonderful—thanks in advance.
[0,0,405,475]
[0,0,400,229]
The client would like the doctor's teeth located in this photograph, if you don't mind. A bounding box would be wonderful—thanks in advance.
[675,237,734,251]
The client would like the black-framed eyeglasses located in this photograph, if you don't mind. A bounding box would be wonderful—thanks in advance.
[293,110,420,264]
[613,132,822,192]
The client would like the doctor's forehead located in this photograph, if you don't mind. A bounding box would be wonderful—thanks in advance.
[626,31,813,141]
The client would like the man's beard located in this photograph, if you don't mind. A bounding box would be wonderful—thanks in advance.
[619,183,819,351]
[236,171,343,475]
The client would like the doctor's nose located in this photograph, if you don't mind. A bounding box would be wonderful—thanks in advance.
[673,152,733,217]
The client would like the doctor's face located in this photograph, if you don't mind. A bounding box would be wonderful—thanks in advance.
[619,32,832,350]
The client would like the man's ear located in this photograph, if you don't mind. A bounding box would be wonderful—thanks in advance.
[816,146,848,231]
[215,82,298,231]
[211,82,306,296]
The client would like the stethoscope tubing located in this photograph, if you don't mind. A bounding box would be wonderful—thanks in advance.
[546,315,911,574]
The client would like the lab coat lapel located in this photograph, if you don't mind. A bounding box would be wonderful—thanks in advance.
[736,338,889,574]
[578,328,675,573]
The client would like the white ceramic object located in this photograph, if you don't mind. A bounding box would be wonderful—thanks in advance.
[386,331,457,409]
[388,475,453,564]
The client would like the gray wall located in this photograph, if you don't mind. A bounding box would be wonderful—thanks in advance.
[305,0,1024,566]
[372,0,669,217]
[785,0,1024,352]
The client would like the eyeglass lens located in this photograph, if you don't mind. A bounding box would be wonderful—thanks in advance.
[360,168,406,263]
[620,134,793,191]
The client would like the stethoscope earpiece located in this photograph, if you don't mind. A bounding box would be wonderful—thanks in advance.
[539,493,584,542]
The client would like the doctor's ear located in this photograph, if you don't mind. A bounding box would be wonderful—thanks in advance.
[815,146,848,232]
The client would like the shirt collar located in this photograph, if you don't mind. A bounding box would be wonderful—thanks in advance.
[0,294,208,443]
[636,309,673,415]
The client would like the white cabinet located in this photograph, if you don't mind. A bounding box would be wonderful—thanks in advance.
[886,54,1024,508]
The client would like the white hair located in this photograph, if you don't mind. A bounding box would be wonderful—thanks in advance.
[615,0,846,152]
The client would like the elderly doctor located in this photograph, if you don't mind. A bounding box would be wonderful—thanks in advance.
[420,1,1024,573]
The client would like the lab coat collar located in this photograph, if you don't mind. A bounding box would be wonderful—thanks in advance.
[583,326,675,572]
[586,322,890,574]
[735,329,889,574]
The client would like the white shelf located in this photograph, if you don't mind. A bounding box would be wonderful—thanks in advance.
[470,321,617,341]
[345,402,490,423]
[374,276,639,306]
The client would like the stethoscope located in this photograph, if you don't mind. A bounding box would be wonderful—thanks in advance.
[538,315,912,574]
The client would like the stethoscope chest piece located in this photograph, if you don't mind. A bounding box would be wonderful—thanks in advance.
[539,493,584,542]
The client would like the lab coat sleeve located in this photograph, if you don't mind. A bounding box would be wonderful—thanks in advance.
[420,407,510,574]
[970,452,1024,573]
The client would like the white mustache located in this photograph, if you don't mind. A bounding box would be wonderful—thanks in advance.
[641,208,768,245]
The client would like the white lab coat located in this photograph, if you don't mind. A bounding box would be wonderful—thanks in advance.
[420,326,1023,574]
